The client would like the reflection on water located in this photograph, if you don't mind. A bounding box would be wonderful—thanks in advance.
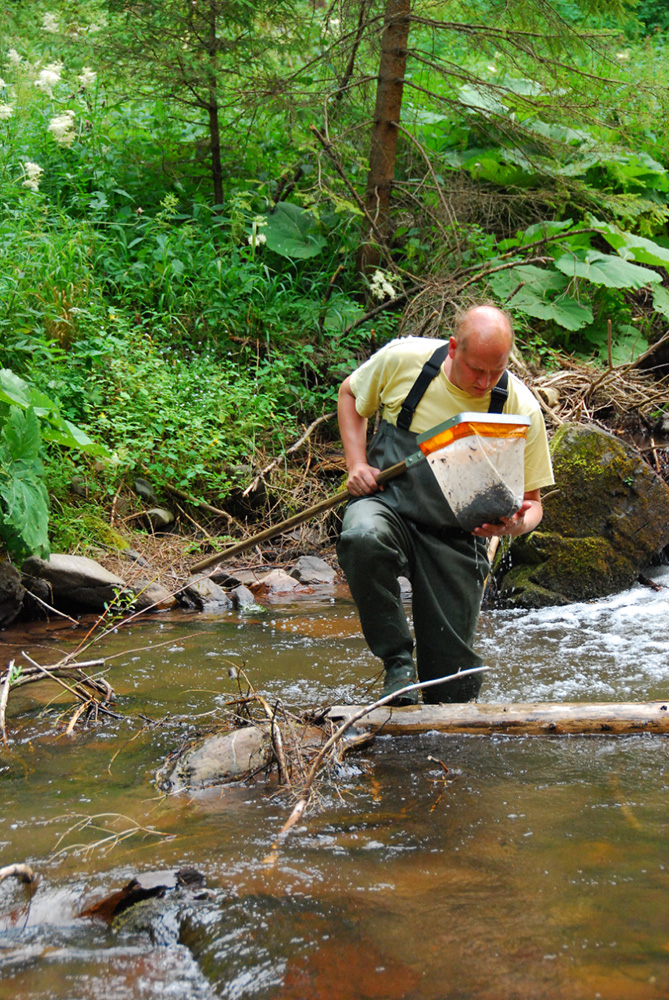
[0,567,668,999]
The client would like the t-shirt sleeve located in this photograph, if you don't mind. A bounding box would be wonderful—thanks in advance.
[348,345,395,419]
[523,405,555,492]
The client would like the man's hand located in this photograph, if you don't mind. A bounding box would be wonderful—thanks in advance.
[346,461,383,497]
[471,491,543,539]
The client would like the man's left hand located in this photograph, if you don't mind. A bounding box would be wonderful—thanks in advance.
[472,492,543,538]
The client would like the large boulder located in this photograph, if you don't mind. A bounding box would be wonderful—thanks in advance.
[21,553,132,613]
[497,423,669,607]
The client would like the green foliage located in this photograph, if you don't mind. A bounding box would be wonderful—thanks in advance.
[1,0,669,556]
[261,204,327,260]
[0,369,109,455]
[0,406,50,561]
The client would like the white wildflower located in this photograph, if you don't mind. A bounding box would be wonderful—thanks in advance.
[616,51,630,61]
[22,160,43,192]
[0,103,13,121]
[369,269,396,301]
[0,78,6,89]
[48,109,75,147]
[35,61,63,97]
[487,64,497,73]
[247,231,267,246]
[42,12,59,33]
[78,66,96,88]
[8,49,22,66]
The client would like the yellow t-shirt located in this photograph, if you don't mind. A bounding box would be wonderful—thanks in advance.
[349,337,555,493]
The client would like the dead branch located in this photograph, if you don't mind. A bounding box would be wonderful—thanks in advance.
[0,653,118,742]
[0,660,13,745]
[262,666,488,866]
[243,412,336,497]
[0,863,37,886]
[162,483,238,526]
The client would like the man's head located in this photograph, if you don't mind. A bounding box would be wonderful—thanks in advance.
[446,305,514,397]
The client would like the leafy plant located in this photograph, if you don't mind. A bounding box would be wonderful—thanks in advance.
[0,406,49,561]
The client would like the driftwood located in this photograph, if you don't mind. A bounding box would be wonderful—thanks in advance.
[327,701,669,736]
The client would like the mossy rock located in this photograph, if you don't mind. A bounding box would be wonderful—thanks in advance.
[499,532,638,607]
[497,423,669,607]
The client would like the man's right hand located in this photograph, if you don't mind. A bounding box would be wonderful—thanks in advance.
[346,462,383,497]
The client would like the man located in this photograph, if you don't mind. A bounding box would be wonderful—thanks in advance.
[336,304,554,705]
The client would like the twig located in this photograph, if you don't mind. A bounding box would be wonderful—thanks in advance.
[174,501,214,540]
[455,256,554,293]
[22,589,79,624]
[21,652,89,703]
[253,693,290,786]
[0,660,13,746]
[243,413,336,497]
[310,123,401,277]
[0,863,37,885]
[262,667,488,866]
[162,483,237,525]
[65,701,90,736]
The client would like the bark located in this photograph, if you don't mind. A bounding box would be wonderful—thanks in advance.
[207,5,224,207]
[327,701,669,736]
[358,0,411,273]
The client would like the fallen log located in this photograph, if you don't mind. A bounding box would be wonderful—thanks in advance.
[327,701,669,736]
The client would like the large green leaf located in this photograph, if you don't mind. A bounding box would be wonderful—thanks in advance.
[488,265,593,330]
[652,285,669,321]
[511,293,593,331]
[554,250,661,289]
[488,263,567,300]
[262,204,327,260]
[0,369,109,456]
[2,405,41,463]
[597,223,669,269]
[0,407,49,560]
[458,85,508,116]
[0,473,49,559]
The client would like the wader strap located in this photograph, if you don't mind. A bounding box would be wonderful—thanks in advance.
[396,346,510,430]
[396,344,449,431]
[488,369,509,414]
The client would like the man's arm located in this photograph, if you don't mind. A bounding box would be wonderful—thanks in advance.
[338,376,382,495]
[472,488,543,539]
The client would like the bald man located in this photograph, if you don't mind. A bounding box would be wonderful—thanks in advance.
[337,305,554,705]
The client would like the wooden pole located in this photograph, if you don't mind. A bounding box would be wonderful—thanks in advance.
[189,459,408,573]
[327,701,669,736]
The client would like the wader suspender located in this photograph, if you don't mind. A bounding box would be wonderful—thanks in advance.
[395,343,509,431]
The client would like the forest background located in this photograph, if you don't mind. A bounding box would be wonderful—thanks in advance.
[2,0,669,566]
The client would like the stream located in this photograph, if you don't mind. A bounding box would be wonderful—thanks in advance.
[0,564,668,1000]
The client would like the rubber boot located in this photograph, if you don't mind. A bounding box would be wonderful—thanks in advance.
[381,654,418,706]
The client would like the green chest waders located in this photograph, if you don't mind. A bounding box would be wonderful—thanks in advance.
[337,347,509,704]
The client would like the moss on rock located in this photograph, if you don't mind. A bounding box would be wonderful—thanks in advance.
[497,423,669,607]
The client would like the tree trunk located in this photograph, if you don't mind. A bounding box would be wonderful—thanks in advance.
[207,6,224,207]
[328,701,669,736]
[358,0,411,273]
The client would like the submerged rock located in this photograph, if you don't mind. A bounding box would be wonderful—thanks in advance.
[498,423,669,607]
[162,725,273,792]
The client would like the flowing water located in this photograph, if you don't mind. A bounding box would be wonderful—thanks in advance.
[1,566,668,1000]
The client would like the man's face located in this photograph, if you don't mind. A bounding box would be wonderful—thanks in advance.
[447,334,510,397]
